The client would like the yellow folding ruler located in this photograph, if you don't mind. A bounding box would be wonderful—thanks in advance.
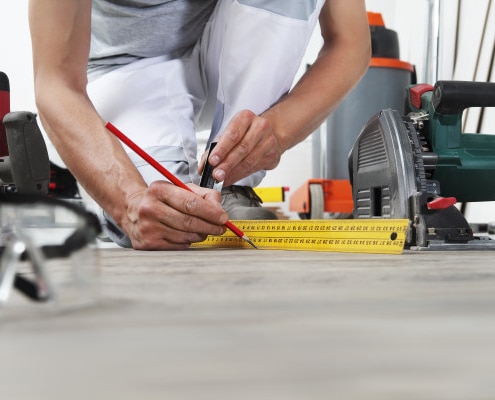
[192,219,410,254]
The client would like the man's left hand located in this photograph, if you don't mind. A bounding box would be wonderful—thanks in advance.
[203,110,283,186]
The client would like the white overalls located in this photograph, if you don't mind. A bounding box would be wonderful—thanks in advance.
[87,0,325,187]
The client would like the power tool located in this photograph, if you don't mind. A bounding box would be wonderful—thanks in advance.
[0,71,50,194]
[0,73,98,306]
[349,80,495,250]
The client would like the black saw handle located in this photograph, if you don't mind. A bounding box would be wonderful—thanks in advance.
[2,111,50,194]
[432,80,495,115]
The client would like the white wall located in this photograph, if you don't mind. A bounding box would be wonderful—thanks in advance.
[1,0,494,222]
[0,1,34,112]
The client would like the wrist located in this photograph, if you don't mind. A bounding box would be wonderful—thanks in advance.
[260,108,291,153]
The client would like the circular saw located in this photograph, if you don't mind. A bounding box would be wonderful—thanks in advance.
[348,81,495,250]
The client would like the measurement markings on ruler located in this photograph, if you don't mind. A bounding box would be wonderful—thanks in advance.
[191,219,410,254]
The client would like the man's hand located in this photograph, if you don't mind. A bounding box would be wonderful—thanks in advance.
[123,181,228,250]
[203,110,283,186]
[199,0,370,188]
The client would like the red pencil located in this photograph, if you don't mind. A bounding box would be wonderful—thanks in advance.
[105,122,257,249]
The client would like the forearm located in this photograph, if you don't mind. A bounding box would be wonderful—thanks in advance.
[29,0,147,229]
[34,78,147,227]
[263,1,371,152]
[264,45,369,151]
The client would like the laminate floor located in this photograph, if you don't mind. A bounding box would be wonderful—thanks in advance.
[2,247,495,399]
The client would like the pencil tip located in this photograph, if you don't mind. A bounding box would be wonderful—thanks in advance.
[244,236,258,249]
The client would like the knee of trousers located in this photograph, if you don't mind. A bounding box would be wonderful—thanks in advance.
[236,0,320,21]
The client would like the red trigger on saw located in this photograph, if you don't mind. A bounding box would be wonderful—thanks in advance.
[427,197,457,210]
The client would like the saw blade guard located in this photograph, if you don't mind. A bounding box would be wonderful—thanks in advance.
[348,108,418,222]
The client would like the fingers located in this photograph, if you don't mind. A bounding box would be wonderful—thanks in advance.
[207,110,282,186]
[125,181,228,250]
[188,183,223,204]
[149,181,227,229]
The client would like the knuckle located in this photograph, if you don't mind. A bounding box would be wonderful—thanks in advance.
[148,180,168,194]
[237,141,249,156]
[262,145,281,171]
[227,126,242,143]
[238,109,255,121]
[243,157,256,174]
[267,133,277,146]
[256,115,271,131]
[137,198,155,218]
[184,197,199,214]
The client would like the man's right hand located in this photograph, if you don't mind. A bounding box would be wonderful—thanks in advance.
[123,181,228,250]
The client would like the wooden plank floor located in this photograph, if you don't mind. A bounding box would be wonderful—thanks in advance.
[2,247,495,399]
